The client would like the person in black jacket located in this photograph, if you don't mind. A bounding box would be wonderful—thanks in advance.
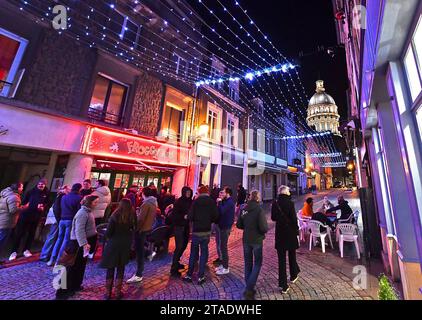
[271,185,300,294]
[215,186,235,275]
[236,190,268,300]
[236,183,247,206]
[170,186,193,277]
[100,198,136,300]
[326,196,354,222]
[183,186,219,285]
[10,178,50,260]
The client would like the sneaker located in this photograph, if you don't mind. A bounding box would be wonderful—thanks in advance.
[47,260,54,267]
[243,290,255,300]
[290,274,299,284]
[280,286,290,294]
[182,275,192,283]
[9,252,17,261]
[23,250,32,258]
[198,276,206,285]
[148,251,157,262]
[216,267,230,275]
[126,275,143,284]
[215,265,224,272]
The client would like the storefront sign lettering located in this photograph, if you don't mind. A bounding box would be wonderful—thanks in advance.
[82,127,189,167]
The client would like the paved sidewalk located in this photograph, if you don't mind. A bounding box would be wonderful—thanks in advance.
[0,189,380,300]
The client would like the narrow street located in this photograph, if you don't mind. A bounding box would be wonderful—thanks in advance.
[0,189,380,300]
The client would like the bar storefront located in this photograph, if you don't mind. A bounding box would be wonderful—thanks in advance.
[81,126,190,204]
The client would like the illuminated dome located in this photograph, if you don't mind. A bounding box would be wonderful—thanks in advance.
[307,80,340,135]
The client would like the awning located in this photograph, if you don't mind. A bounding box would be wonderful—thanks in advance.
[94,159,177,173]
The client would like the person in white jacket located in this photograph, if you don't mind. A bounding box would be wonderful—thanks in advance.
[90,180,111,225]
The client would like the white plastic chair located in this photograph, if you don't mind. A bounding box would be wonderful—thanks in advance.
[337,223,360,259]
[308,220,333,253]
[297,218,306,243]
[353,210,359,225]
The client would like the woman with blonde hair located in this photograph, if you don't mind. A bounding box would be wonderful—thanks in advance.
[236,190,268,300]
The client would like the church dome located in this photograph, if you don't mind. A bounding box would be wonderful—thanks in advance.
[306,80,340,135]
[309,92,336,106]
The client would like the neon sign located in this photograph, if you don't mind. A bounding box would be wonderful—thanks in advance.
[82,127,190,167]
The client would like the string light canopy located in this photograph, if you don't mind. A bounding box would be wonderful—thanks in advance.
[15,0,345,166]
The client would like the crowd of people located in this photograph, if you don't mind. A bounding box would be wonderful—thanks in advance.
[0,177,352,300]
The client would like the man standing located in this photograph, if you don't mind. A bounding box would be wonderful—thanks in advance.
[169,186,193,277]
[127,187,157,284]
[215,187,235,276]
[183,186,219,285]
[80,179,94,197]
[271,185,300,294]
[125,185,139,208]
[0,183,26,265]
[10,178,50,260]
[236,183,247,207]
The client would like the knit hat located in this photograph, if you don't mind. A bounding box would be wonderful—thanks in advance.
[198,185,209,195]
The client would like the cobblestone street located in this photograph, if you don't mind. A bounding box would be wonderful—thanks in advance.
[0,190,380,300]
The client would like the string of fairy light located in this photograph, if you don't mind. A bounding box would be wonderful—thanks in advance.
[19,0,342,166]
[15,0,347,166]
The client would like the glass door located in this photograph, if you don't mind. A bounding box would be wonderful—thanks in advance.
[112,173,130,202]
[132,174,146,188]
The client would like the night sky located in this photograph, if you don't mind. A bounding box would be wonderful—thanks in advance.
[243,0,349,120]
[188,0,349,122]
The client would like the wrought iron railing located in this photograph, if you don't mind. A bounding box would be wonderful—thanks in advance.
[87,107,123,126]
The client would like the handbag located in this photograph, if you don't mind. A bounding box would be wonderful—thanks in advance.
[45,207,57,226]
[57,241,79,267]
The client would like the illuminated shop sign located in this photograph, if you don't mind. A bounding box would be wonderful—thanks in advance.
[82,127,190,167]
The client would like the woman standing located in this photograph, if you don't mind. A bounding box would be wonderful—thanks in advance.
[56,195,98,300]
[100,199,136,300]
[236,190,268,300]
[271,185,300,294]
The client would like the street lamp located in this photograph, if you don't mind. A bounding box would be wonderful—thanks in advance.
[198,122,209,138]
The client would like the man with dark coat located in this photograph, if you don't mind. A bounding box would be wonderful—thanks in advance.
[183,186,219,285]
[215,186,235,275]
[326,195,354,222]
[169,186,193,277]
[236,183,247,207]
[125,185,139,208]
[271,185,300,294]
[10,178,50,260]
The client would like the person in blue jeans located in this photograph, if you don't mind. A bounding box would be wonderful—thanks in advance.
[48,183,82,266]
[183,186,219,285]
[236,190,268,300]
[39,185,70,262]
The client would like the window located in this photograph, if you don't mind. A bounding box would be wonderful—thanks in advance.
[0,28,27,97]
[265,138,273,155]
[404,16,422,102]
[207,103,222,142]
[163,104,184,141]
[226,114,238,147]
[208,109,218,140]
[416,104,422,142]
[88,74,128,125]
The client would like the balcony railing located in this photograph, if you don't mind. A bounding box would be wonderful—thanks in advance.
[87,107,123,126]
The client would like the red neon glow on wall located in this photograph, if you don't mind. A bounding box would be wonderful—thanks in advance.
[82,127,190,167]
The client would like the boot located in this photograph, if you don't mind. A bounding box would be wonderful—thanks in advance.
[115,278,124,300]
[104,278,113,300]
